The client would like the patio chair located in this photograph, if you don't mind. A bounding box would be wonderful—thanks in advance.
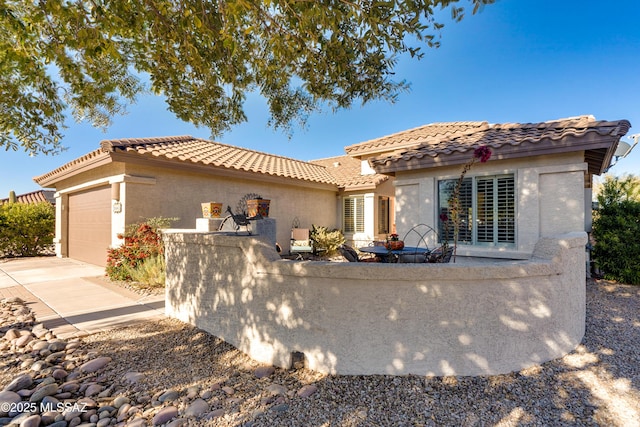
[397,223,437,263]
[290,227,314,259]
[427,246,454,263]
[339,244,379,263]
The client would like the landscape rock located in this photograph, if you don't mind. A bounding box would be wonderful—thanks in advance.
[254,366,275,378]
[123,372,145,384]
[158,389,180,403]
[79,357,112,373]
[3,374,33,392]
[184,398,209,418]
[0,391,22,416]
[152,406,178,425]
[296,384,318,398]
[18,414,41,427]
[29,383,59,402]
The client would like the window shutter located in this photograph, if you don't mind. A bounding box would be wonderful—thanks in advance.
[344,196,365,233]
[497,176,515,243]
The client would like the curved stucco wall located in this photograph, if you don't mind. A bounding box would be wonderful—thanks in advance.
[163,230,586,376]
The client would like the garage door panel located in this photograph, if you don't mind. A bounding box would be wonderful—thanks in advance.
[68,186,111,266]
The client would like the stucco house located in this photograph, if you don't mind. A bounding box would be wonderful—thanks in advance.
[369,115,631,259]
[34,115,630,266]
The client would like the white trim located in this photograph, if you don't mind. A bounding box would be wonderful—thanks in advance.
[54,174,156,197]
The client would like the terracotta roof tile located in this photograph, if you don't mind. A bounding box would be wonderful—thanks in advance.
[99,136,338,185]
[345,121,489,156]
[370,116,631,173]
[311,155,389,190]
[33,149,109,186]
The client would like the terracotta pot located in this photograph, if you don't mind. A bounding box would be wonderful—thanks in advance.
[201,202,223,218]
[246,199,271,218]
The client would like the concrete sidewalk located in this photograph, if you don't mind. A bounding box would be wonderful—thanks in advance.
[0,256,165,338]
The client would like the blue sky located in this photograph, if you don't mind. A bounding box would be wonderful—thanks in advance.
[2,0,639,198]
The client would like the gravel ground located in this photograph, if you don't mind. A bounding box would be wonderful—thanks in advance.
[1,278,639,427]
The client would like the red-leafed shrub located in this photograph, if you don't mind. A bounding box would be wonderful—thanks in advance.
[106,217,175,283]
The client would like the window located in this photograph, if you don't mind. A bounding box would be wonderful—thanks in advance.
[378,196,390,234]
[438,175,515,246]
[344,196,365,233]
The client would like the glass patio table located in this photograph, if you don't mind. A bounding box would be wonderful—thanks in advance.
[358,245,431,263]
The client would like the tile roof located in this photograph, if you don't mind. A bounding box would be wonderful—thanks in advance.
[369,116,631,175]
[36,136,338,187]
[34,148,111,186]
[345,121,489,156]
[0,190,55,205]
[311,155,389,190]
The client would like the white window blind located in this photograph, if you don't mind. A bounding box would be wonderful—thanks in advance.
[344,196,365,233]
[438,175,515,246]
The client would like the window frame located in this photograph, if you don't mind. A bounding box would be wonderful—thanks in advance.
[438,174,516,247]
[343,195,365,234]
[378,196,390,235]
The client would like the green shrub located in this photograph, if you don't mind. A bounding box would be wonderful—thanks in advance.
[127,254,166,289]
[106,217,175,284]
[0,202,55,257]
[592,199,640,285]
[310,224,345,257]
[592,175,640,285]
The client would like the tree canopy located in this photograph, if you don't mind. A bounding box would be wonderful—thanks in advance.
[1,0,494,155]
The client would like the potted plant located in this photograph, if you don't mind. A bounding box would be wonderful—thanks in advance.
[385,233,404,250]
[201,202,223,218]
[246,196,271,218]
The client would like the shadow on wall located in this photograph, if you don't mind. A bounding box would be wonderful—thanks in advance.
[163,230,587,377]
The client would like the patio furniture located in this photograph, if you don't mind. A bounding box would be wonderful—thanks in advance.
[358,244,430,263]
[290,227,314,259]
[397,223,438,263]
[427,246,454,263]
[339,244,380,262]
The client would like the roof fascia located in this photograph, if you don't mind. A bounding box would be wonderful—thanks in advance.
[34,152,112,187]
[371,133,621,175]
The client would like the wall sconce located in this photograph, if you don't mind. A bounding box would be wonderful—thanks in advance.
[111,182,120,201]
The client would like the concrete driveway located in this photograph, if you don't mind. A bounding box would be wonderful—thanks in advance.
[0,256,165,338]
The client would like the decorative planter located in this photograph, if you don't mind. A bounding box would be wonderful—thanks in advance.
[201,202,223,218]
[246,199,271,218]
[385,240,405,250]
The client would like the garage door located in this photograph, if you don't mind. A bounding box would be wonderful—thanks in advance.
[68,186,111,266]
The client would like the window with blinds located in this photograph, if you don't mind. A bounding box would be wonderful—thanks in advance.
[438,175,515,246]
[378,196,390,234]
[344,196,365,233]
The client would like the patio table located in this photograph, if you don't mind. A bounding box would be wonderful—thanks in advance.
[358,245,431,263]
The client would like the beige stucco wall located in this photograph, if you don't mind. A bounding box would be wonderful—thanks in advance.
[49,160,337,257]
[394,152,588,259]
[121,164,337,253]
[163,230,586,376]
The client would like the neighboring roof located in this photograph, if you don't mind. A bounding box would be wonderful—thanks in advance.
[35,136,338,188]
[345,121,489,157]
[369,116,632,176]
[311,155,389,191]
[0,190,55,205]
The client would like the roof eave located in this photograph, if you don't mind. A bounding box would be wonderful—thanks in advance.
[371,132,628,175]
[34,151,112,188]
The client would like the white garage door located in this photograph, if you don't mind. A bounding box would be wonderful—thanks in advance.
[68,186,111,266]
